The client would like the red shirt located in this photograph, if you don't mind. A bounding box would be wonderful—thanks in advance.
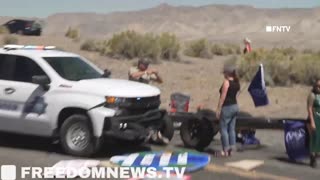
[246,43,252,53]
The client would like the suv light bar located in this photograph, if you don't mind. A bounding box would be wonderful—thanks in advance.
[3,45,56,50]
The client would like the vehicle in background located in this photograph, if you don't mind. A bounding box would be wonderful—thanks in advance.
[2,19,42,36]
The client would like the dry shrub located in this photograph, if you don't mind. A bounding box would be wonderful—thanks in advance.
[158,32,180,61]
[237,47,320,86]
[0,26,9,34]
[184,39,212,59]
[65,27,80,41]
[212,44,241,56]
[3,35,18,44]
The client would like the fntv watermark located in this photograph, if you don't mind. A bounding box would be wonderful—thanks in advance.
[0,165,186,179]
[266,25,291,32]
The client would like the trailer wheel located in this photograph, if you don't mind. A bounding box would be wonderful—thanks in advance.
[180,116,214,150]
[196,109,219,138]
[212,121,220,137]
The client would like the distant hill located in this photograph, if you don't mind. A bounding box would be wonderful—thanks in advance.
[2,4,320,48]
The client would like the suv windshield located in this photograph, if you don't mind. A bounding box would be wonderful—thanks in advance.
[44,57,101,81]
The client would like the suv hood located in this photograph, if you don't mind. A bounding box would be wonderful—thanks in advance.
[71,78,160,98]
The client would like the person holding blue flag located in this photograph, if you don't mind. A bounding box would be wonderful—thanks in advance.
[307,79,320,168]
[216,64,240,157]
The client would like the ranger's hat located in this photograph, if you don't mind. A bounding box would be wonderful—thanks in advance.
[138,58,151,66]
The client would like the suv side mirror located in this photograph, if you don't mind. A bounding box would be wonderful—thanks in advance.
[32,75,50,90]
[101,69,111,78]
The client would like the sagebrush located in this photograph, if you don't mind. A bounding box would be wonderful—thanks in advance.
[3,35,18,44]
[232,48,320,86]
[65,27,80,40]
[0,26,9,34]
[184,39,212,59]
[81,31,180,62]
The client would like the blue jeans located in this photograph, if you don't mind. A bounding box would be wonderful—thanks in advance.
[220,104,239,151]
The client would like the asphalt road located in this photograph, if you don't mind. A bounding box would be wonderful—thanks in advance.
[0,130,319,180]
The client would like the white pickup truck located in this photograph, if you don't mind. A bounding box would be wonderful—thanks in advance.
[0,45,174,157]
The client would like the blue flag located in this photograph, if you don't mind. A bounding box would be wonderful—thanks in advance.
[248,64,269,107]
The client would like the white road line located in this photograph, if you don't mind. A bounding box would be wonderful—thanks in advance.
[121,153,139,166]
[159,153,172,166]
[140,154,155,166]
[177,152,188,165]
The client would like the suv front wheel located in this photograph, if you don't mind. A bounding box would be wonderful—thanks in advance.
[60,114,101,157]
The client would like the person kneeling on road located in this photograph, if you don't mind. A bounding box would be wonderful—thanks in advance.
[128,58,163,84]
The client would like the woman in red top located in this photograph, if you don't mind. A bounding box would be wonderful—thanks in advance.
[243,37,252,54]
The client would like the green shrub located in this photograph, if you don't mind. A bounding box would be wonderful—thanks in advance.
[158,33,180,61]
[211,44,241,56]
[237,48,320,86]
[184,39,212,58]
[225,44,241,55]
[211,44,226,56]
[139,34,160,60]
[81,31,180,62]
[3,35,18,44]
[302,48,313,54]
[282,47,298,56]
[81,39,100,52]
[0,26,9,34]
[107,30,139,58]
[238,49,291,86]
[290,54,320,85]
[107,30,160,61]
[65,27,80,40]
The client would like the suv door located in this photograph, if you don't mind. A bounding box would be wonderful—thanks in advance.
[0,54,51,136]
[0,54,19,133]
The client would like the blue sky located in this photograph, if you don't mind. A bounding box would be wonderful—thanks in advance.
[0,0,319,17]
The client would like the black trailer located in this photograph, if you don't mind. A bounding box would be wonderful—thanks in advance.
[168,93,304,151]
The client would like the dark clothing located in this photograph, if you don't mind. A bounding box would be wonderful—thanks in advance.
[220,80,240,107]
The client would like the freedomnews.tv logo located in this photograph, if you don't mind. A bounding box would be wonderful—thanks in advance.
[1,165,16,180]
[0,165,186,179]
[266,25,291,32]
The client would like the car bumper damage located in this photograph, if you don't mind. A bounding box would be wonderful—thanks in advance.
[103,109,167,141]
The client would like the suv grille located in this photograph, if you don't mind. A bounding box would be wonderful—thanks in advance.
[122,95,160,110]
[115,95,161,116]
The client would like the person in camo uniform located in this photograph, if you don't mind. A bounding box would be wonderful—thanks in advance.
[128,58,163,84]
[307,79,320,168]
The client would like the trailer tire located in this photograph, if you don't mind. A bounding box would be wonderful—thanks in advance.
[180,116,214,150]
[196,109,219,137]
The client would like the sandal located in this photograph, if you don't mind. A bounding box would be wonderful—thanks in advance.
[214,151,228,157]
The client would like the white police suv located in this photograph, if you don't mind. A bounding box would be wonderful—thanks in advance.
[0,45,174,156]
